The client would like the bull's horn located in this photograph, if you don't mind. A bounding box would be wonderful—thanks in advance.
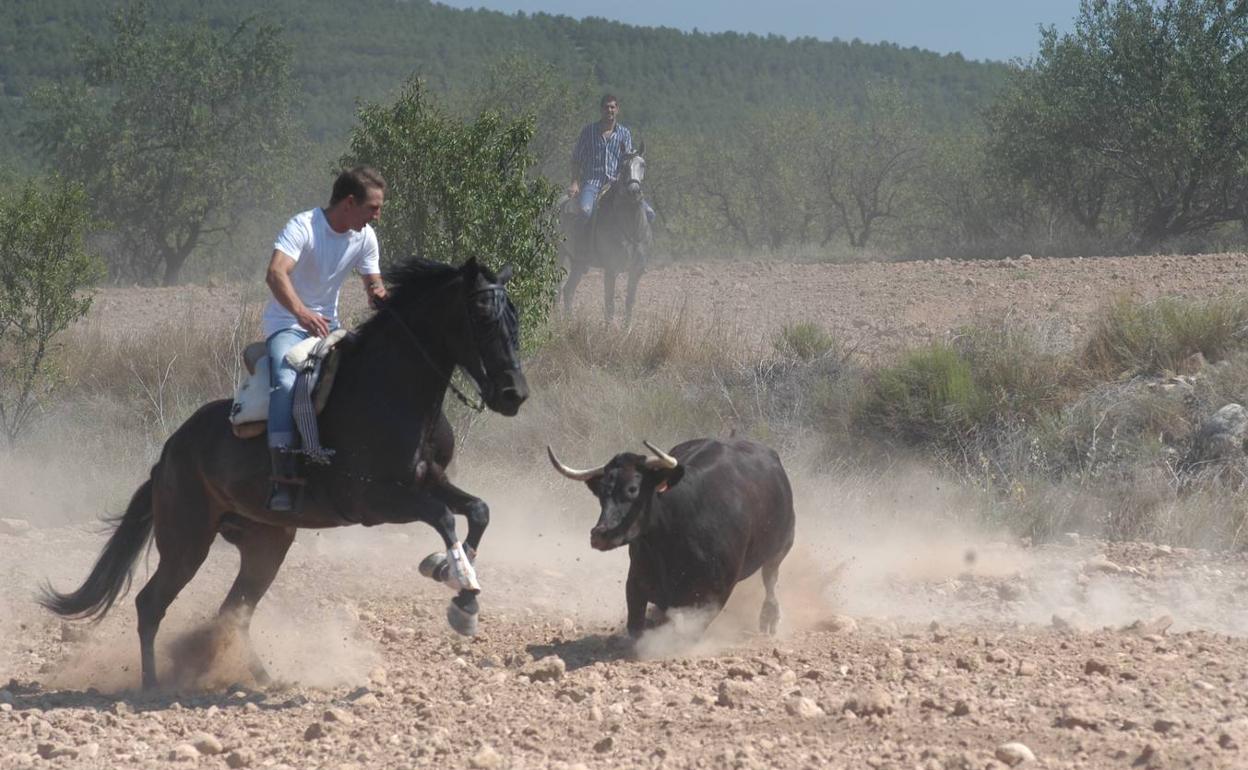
[547,445,607,481]
[642,440,678,469]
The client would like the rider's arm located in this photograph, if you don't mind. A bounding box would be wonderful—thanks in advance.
[356,229,386,309]
[361,273,387,308]
[266,250,330,337]
[570,125,588,193]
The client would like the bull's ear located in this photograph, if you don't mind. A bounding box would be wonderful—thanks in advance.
[585,476,604,497]
[653,466,684,495]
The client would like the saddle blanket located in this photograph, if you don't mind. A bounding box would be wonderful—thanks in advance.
[228,330,348,439]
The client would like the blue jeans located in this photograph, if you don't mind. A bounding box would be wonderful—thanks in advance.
[577,178,655,222]
[266,327,315,449]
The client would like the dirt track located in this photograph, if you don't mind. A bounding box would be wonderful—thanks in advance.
[5,253,1248,769]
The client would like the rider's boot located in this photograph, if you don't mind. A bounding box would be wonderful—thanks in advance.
[266,447,303,512]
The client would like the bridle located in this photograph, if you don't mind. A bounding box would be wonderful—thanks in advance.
[379,281,518,413]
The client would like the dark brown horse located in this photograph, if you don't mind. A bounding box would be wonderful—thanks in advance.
[561,147,653,325]
[41,257,527,689]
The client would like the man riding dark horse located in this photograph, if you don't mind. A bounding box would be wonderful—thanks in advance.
[262,166,389,512]
[563,94,655,324]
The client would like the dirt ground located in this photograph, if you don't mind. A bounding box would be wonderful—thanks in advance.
[5,253,1248,769]
[82,251,1248,358]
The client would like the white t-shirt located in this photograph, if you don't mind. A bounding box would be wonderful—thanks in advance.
[261,208,381,337]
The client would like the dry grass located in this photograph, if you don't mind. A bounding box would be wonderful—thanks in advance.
[1080,294,1248,379]
[10,295,1248,550]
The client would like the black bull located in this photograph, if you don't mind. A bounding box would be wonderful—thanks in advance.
[548,437,796,638]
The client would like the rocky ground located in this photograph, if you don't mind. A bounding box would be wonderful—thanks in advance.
[3,513,1248,769]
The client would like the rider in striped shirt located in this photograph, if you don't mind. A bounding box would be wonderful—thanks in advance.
[569,94,655,225]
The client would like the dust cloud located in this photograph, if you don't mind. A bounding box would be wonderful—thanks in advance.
[6,423,1248,693]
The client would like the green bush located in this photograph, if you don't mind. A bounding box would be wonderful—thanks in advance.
[857,343,986,445]
[956,319,1068,421]
[1081,295,1248,379]
[343,78,561,343]
[773,322,841,362]
[0,180,101,445]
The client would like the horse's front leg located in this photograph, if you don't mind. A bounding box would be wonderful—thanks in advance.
[417,480,487,597]
[428,480,490,553]
[358,482,481,636]
[418,505,481,637]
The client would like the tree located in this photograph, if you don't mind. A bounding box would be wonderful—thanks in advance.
[814,83,926,249]
[470,52,594,183]
[0,180,101,446]
[343,78,561,338]
[988,0,1248,247]
[674,109,823,253]
[25,1,296,285]
[915,132,1054,257]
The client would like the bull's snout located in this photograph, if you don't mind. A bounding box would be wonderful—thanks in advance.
[589,526,618,551]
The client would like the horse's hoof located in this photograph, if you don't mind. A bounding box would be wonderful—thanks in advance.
[446,593,479,637]
[420,545,480,592]
[419,551,448,581]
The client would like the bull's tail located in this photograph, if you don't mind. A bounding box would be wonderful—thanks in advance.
[39,478,155,621]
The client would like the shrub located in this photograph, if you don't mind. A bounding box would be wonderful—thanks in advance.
[343,78,561,343]
[773,321,841,362]
[0,180,101,445]
[955,317,1069,422]
[856,343,985,446]
[1081,295,1248,379]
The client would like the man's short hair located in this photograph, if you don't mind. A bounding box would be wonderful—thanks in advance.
[329,166,387,206]
[600,93,618,108]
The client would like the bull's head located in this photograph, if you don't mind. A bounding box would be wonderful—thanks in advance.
[547,440,684,551]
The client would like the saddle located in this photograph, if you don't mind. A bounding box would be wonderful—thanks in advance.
[228,330,349,439]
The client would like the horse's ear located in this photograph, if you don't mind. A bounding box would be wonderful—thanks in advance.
[635,139,645,156]
[462,256,480,278]
[497,265,514,285]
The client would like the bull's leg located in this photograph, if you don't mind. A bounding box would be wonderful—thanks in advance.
[759,558,782,636]
[625,563,648,639]
[218,521,295,686]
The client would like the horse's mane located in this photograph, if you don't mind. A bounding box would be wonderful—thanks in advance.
[385,257,461,301]
[355,257,460,338]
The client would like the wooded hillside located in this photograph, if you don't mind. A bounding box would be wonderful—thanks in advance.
[1,0,1008,165]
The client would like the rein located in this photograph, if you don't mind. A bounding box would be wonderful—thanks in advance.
[376,281,516,414]
[381,302,486,413]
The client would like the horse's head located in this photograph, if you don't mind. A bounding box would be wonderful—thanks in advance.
[453,258,528,416]
[621,141,646,204]
[375,257,529,417]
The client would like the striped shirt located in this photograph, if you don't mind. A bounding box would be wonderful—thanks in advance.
[571,121,634,184]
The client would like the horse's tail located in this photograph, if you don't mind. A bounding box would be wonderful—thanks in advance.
[39,478,155,621]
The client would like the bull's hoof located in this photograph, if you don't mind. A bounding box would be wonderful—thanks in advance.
[447,592,479,637]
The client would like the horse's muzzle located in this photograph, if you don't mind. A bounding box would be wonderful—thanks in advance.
[487,369,528,416]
